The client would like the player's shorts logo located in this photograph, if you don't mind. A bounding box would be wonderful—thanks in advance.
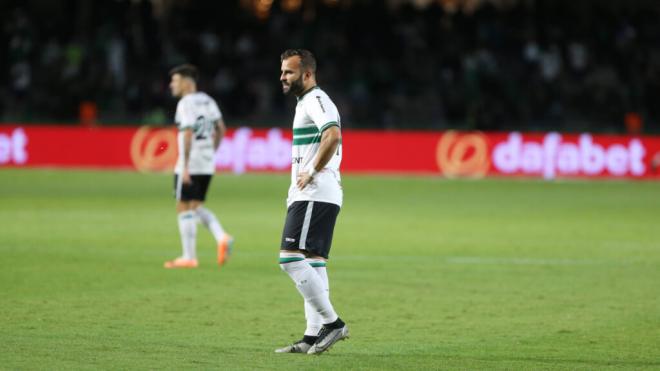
[436,131,490,178]
[130,126,177,172]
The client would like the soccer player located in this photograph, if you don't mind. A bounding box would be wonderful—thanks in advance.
[275,49,349,354]
[164,64,233,269]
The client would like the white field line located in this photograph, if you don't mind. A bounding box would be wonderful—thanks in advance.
[445,256,600,265]
[181,251,641,266]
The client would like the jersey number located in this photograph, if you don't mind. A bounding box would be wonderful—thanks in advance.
[194,115,212,140]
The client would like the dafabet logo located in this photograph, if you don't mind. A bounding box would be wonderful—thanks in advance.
[436,131,490,178]
[130,126,292,173]
[493,133,646,178]
[0,128,28,165]
[130,126,177,172]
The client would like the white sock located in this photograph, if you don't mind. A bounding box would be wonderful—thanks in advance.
[309,260,329,292]
[279,252,338,324]
[178,211,198,260]
[196,206,225,243]
[304,259,329,336]
[304,301,322,336]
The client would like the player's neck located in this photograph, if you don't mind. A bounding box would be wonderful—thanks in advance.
[297,84,318,98]
[181,88,197,97]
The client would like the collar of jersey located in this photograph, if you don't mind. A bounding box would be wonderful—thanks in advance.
[296,86,320,101]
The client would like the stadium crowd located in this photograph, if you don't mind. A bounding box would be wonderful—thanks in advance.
[1,0,660,133]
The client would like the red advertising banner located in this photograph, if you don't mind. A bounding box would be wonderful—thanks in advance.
[433,131,660,179]
[0,126,138,169]
[1,125,660,179]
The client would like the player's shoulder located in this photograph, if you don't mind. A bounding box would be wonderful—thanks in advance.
[177,94,194,110]
[302,86,330,99]
[301,86,335,108]
[195,91,215,102]
[182,92,217,105]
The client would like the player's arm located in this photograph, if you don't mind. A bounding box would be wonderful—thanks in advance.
[181,128,193,184]
[297,126,341,190]
[213,118,226,151]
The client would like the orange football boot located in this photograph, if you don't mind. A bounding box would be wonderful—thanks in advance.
[217,235,234,266]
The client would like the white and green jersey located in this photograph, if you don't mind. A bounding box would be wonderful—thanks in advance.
[288,86,343,207]
[174,92,222,175]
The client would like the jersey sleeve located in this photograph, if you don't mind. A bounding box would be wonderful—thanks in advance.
[175,99,196,130]
[304,92,340,133]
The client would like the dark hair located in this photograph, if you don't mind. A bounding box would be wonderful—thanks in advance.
[169,64,199,83]
[280,49,317,73]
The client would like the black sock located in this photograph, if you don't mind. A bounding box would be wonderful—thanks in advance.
[302,335,318,345]
[324,317,345,329]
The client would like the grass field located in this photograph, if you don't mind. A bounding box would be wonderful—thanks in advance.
[1,168,659,370]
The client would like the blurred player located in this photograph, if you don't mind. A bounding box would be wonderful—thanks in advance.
[164,64,233,269]
[275,49,349,354]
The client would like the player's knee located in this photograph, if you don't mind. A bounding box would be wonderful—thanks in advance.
[305,257,327,268]
[176,201,193,213]
[279,251,305,272]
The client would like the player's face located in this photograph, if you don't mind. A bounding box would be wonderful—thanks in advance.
[169,74,184,97]
[280,57,305,96]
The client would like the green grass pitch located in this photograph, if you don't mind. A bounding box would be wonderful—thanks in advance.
[1,169,659,370]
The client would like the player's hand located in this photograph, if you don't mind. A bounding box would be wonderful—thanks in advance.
[297,172,314,190]
[182,169,192,185]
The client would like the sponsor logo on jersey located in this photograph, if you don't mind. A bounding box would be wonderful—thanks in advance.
[316,96,326,113]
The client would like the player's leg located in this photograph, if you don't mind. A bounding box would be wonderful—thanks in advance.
[305,259,347,354]
[177,200,199,260]
[196,201,234,266]
[195,201,226,241]
[301,202,348,354]
[302,256,328,341]
[276,201,347,354]
[190,175,233,266]
[277,248,339,353]
[165,174,199,268]
[192,175,225,241]
[306,256,329,293]
[276,201,335,353]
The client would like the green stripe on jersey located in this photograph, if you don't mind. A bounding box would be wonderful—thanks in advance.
[308,262,327,268]
[293,126,320,135]
[293,136,322,145]
[279,257,304,264]
[320,121,339,132]
[292,136,343,146]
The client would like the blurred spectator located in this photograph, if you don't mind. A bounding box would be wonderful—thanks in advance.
[0,0,659,134]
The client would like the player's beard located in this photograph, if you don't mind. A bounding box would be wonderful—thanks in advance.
[283,75,304,96]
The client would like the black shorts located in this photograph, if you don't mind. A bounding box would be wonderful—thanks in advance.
[280,201,341,259]
[173,174,212,201]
